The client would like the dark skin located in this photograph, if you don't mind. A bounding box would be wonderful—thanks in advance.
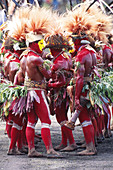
[26,42,51,81]
[16,41,59,156]
[16,42,51,85]
[102,46,113,68]
[8,62,20,82]
[26,55,51,82]
[4,56,20,83]
[75,48,97,111]
[4,49,23,83]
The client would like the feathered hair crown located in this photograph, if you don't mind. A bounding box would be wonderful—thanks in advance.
[62,5,97,37]
[26,7,53,35]
[62,2,113,44]
[86,3,113,44]
[7,6,31,41]
[44,13,72,50]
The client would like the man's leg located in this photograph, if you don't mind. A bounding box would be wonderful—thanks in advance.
[55,102,77,151]
[104,105,112,138]
[34,90,59,156]
[6,112,13,138]
[7,114,23,155]
[6,120,13,139]
[26,109,43,157]
[78,107,97,155]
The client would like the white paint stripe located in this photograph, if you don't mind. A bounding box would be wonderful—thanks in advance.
[41,123,50,129]
[12,122,22,130]
[27,121,35,129]
[81,120,92,127]
[7,122,13,126]
[27,125,35,129]
[41,91,51,120]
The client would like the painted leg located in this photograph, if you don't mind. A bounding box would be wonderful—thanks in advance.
[77,107,97,156]
[7,122,23,155]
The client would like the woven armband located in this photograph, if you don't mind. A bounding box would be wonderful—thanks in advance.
[38,64,44,72]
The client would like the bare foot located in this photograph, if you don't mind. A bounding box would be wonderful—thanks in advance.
[110,125,113,131]
[7,148,25,155]
[108,129,112,137]
[47,148,63,158]
[76,139,85,145]
[78,143,86,149]
[97,136,103,144]
[104,130,110,138]
[77,142,97,156]
[60,143,78,152]
[54,144,67,151]
[47,148,60,155]
[28,148,43,157]
[19,147,28,154]
[77,148,97,156]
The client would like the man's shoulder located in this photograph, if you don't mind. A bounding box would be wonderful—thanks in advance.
[20,49,30,59]
[28,50,41,57]
[20,49,41,59]
[76,49,89,62]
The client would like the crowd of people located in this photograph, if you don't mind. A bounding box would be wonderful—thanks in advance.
[0,1,113,158]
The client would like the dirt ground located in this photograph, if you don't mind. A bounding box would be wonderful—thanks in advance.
[0,115,113,170]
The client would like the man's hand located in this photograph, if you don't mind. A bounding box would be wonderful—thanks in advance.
[75,99,83,111]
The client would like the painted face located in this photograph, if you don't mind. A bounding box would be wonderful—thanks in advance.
[68,38,75,54]
[38,39,45,51]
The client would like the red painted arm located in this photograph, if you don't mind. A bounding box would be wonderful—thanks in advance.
[48,73,66,88]
[75,64,85,111]
[14,69,24,85]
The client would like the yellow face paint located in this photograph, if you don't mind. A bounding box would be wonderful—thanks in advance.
[68,38,75,54]
[38,39,45,51]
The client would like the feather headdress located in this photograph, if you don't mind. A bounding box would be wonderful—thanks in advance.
[25,7,54,43]
[44,12,72,50]
[72,2,113,44]
[62,2,113,45]
[86,3,113,44]
[7,6,31,41]
[62,6,97,37]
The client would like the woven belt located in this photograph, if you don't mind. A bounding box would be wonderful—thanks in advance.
[24,78,46,89]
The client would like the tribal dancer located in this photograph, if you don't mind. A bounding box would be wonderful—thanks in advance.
[16,7,60,157]
[63,2,113,153]
[61,5,99,155]
[44,21,77,152]
[87,3,113,138]
[2,7,30,155]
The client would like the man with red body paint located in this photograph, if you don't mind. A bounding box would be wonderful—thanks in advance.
[72,37,97,155]
[44,33,77,152]
[14,6,62,157]
[3,37,27,155]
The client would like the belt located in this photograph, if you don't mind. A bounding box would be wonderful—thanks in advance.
[24,78,46,90]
